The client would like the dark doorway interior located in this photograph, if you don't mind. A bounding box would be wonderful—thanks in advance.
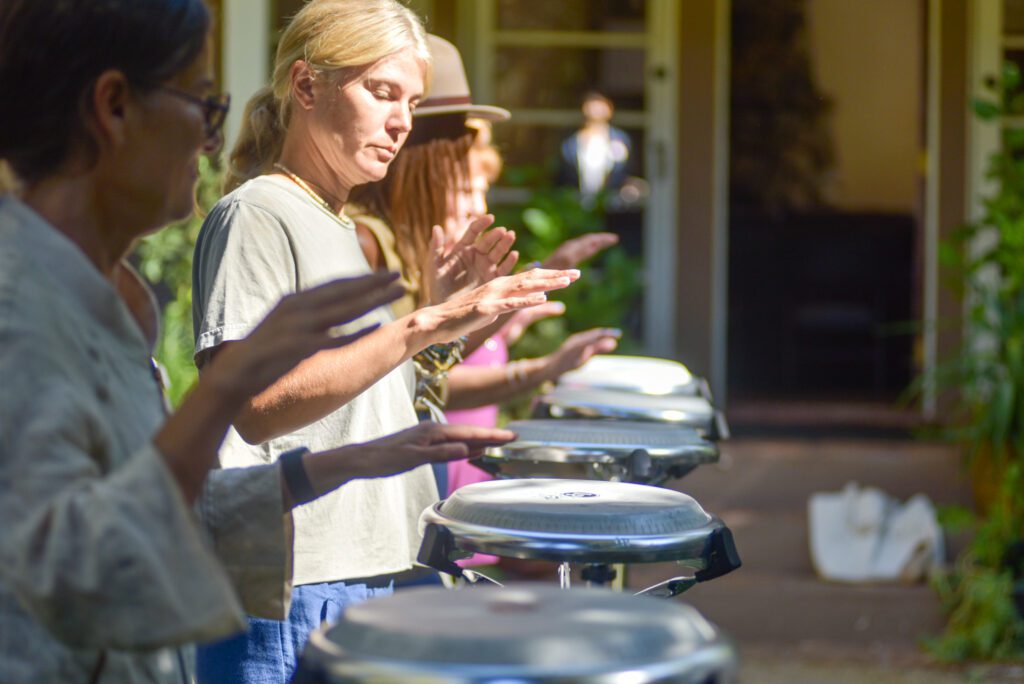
[727,0,921,408]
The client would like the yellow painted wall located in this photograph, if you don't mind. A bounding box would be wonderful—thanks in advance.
[807,0,923,213]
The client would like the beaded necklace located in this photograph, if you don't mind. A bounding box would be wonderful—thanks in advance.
[273,163,350,225]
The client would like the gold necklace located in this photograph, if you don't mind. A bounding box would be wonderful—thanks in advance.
[273,163,348,222]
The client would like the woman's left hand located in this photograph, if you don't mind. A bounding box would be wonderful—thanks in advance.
[542,327,621,380]
[423,214,518,304]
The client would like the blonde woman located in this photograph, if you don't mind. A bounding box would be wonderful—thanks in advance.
[191,2,577,680]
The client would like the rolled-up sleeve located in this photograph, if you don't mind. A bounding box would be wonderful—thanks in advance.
[0,384,246,651]
[192,199,297,356]
[200,465,293,620]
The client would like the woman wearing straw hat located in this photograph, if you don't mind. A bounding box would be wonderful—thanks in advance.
[191,2,578,681]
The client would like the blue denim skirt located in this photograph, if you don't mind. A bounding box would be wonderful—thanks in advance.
[195,580,393,684]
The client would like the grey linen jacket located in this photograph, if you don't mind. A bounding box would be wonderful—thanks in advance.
[0,196,293,683]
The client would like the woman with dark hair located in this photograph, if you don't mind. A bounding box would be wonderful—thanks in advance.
[0,2,513,681]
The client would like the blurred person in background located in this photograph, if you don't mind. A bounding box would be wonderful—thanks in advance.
[557,91,633,205]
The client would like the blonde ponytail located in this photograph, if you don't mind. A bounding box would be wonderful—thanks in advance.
[225,0,431,193]
[224,87,285,193]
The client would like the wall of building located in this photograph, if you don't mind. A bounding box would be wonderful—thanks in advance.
[806,0,924,213]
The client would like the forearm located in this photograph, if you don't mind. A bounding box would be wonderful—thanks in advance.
[154,373,247,504]
[446,357,552,411]
[235,313,434,444]
[464,313,511,355]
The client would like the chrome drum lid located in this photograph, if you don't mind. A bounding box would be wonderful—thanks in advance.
[534,387,728,439]
[557,354,703,396]
[477,419,718,483]
[297,585,739,684]
[418,479,740,572]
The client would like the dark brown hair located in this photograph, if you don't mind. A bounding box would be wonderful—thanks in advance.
[0,0,211,184]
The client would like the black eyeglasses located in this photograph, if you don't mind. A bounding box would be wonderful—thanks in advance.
[158,87,231,142]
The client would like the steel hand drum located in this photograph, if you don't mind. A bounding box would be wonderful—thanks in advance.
[534,386,730,440]
[558,354,708,398]
[294,585,739,684]
[475,419,718,484]
[418,479,741,582]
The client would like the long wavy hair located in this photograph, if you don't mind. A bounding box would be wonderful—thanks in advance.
[350,114,474,299]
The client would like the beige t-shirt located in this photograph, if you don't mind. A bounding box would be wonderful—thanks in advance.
[192,175,438,585]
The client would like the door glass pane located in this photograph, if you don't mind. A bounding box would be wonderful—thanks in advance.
[495,46,646,110]
[497,0,645,32]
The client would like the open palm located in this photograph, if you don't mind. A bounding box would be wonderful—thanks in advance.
[424,214,518,304]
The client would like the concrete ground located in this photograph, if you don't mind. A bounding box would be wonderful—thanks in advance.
[624,435,1024,682]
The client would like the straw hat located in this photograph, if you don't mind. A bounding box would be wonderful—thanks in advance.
[416,35,510,121]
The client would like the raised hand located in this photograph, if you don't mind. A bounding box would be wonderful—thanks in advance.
[302,423,516,497]
[501,301,567,346]
[543,232,619,270]
[420,268,580,345]
[543,327,621,379]
[203,271,405,401]
[423,214,518,305]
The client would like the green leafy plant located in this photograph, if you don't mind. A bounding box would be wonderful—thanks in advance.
[133,156,223,407]
[923,62,1024,662]
[491,178,644,361]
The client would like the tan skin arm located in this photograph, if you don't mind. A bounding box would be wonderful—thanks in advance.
[199,267,580,445]
[155,273,407,504]
[445,327,620,411]
[150,272,516,510]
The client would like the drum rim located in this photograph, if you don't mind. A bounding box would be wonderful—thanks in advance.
[301,586,738,683]
[303,638,738,684]
[420,501,727,564]
[484,441,718,465]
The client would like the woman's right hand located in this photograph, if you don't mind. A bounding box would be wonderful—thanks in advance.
[298,422,516,504]
[415,268,580,346]
[202,271,405,403]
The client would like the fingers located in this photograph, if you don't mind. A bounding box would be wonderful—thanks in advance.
[430,225,446,262]
[483,228,517,263]
[492,293,549,312]
[455,214,495,250]
[499,268,579,296]
[299,271,400,307]
[305,280,406,331]
[418,442,470,462]
[578,233,619,260]
[474,225,513,256]
[519,301,567,325]
[547,232,619,269]
[495,249,518,277]
[322,322,382,349]
[428,424,517,445]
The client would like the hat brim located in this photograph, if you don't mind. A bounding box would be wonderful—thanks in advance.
[414,103,511,122]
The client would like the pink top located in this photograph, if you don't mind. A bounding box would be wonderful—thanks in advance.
[444,335,509,567]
